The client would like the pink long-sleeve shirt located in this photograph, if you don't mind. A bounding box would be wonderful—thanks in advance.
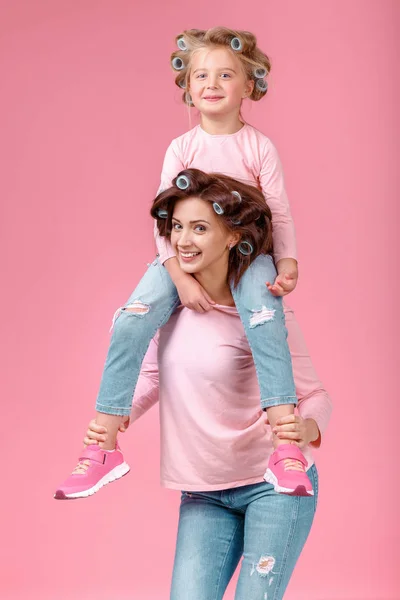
[131,304,332,491]
[154,123,297,265]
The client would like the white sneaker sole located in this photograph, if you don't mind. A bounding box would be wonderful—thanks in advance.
[54,462,130,500]
[263,468,314,496]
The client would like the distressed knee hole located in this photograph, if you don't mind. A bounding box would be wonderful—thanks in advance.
[124,301,150,315]
[250,555,276,579]
[249,306,276,328]
[109,301,150,331]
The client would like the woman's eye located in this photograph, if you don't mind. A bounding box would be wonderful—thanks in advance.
[194,225,206,232]
[172,223,182,230]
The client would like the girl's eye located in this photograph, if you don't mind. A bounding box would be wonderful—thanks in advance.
[220,73,231,79]
[194,225,206,232]
[196,73,206,79]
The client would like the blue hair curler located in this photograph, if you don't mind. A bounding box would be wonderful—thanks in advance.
[254,67,267,79]
[238,241,253,255]
[231,218,242,225]
[231,190,242,203]
[256,78,268,92]
[213,202,224,215]
[157,209,168,219]
[177,37,188,51]
[172,57,185,71]
[176,174,190,190]
[230,37,242,51]
[178,79,186,89]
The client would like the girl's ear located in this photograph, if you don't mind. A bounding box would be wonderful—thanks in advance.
[243,78,254,98]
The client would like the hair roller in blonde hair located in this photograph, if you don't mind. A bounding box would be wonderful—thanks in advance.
[178,79,186,89]
[255,79,268,92]
[176,174,190,190]
[230,37,243,51]
[254,67,267,79]
[177,37,188,51]
[172,56,185,71]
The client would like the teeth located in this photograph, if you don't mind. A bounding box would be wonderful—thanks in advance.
[181,252,200,257]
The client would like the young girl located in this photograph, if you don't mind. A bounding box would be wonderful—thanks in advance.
[55,27,317,499]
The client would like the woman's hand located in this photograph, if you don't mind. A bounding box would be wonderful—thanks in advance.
[272,415,320,449]
[176,274,215,313]
[83,416,130,446]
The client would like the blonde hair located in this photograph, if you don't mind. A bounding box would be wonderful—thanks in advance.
[170,27,271,106]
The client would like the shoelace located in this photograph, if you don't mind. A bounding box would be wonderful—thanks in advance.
[72,459,91,475]
[283,458,305,472]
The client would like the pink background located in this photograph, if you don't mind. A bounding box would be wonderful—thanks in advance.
[1,0,399,598]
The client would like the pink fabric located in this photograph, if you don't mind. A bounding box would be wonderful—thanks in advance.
[154,123,297,265]
[131,304,332,491]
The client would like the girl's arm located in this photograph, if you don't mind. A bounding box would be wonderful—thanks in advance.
[154,141,215,312]
[260,140,298,295]
[154,140,184,266]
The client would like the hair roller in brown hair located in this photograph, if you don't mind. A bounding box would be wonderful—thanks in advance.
[176,174,190,190]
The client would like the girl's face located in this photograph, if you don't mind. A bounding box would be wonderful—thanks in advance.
[171,197,237,277]
[189,47,253,118]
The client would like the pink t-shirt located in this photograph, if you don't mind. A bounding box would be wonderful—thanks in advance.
[154,123,297,265]
[131,305,332,491]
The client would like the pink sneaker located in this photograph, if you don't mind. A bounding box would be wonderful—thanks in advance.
[263,444,313,496]
[54,443,130,500]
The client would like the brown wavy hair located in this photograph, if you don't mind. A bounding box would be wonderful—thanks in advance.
[170,27,271,106]
[151,169,273,286]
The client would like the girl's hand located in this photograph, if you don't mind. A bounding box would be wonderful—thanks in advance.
[271,415,320,449]
[83,417,130,446]
[266,272,297,297]
[176,275,215,313]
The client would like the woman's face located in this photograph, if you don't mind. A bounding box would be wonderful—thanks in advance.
[171,196,236,277]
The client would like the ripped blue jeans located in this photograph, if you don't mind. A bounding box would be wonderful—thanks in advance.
[171,466,318,600]
[95,254,297,416]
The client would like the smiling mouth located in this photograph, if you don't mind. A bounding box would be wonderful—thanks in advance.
[203,96,224,100]
[180,251,201,258]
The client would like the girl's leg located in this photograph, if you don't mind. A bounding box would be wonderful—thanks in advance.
[170,491,244,600]
[54,258,179,499]
[230,254,312,496]
[230,254,296,418]
[234,466,318,600]
[94,257,179,448]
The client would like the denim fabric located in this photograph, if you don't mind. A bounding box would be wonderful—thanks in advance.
[95,258,179,416]
[231,254,296,408]
[170,465,318,600]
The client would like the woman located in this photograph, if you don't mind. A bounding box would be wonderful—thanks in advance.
[84,169,332,599]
